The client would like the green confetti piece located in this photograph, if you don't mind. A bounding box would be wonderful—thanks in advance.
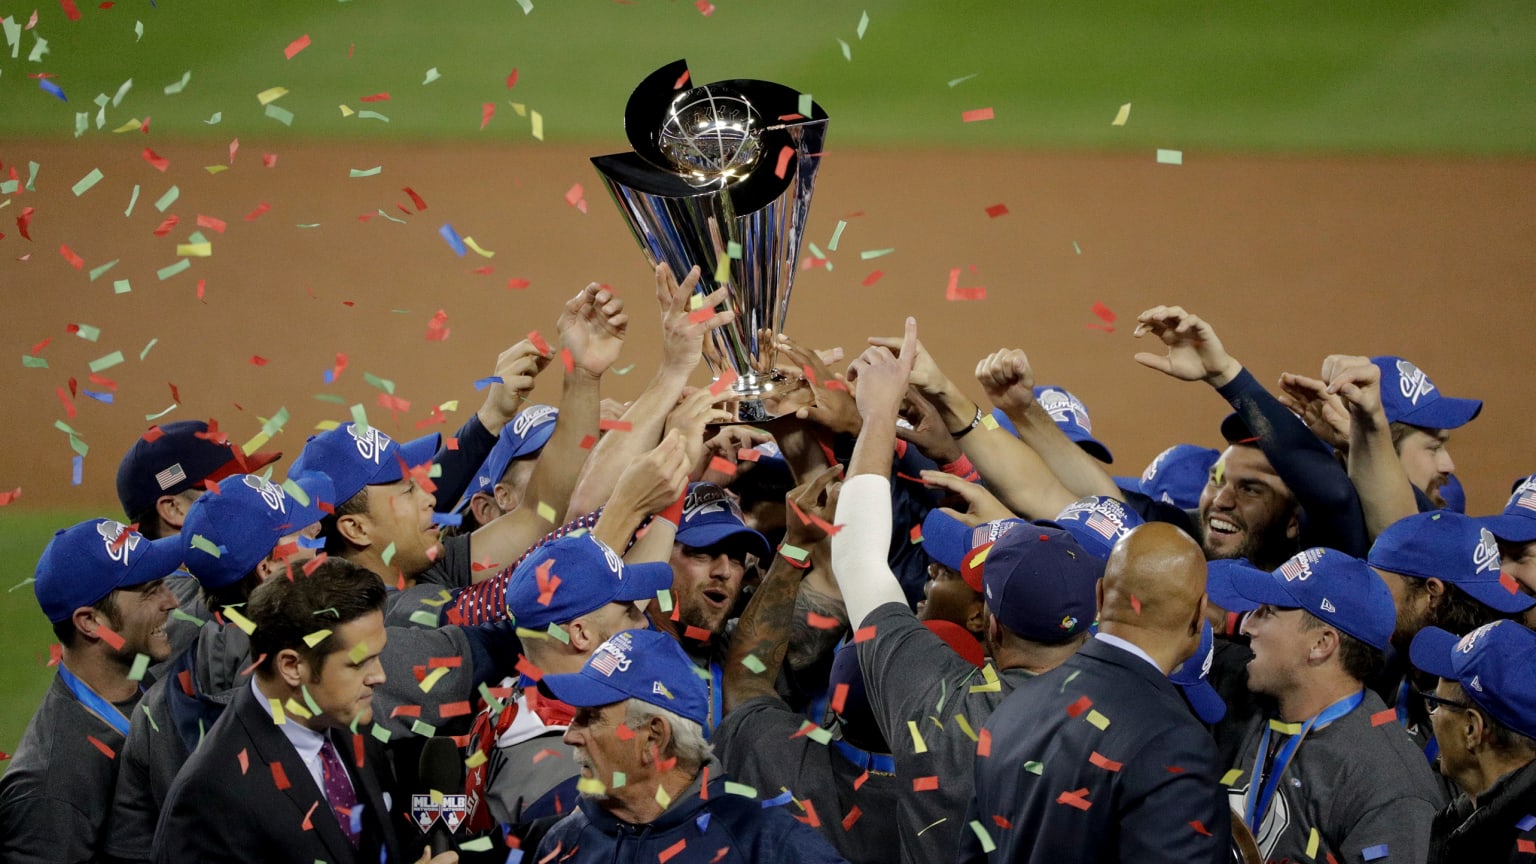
[295,223,321,229]
[163,71,191,95]
[1024,760,1044,775]
[112,78,132,107]
[798,92,813,117]
[362,372,395,394]
[114,279,132,294]
[303,629,332,648]
[134,20,143,41]
[264,103,294,126]
[156,259,192,281]
[72,168,104,197]
[145,404,177,421]
[73,324,101,342]
[357,110,390,122]
[314,393,347,404]
[968,820,997,854]
[947,73,979,88]
[139,338,158,361]
[170,608,206,626]
[860,248,894,260]
[0,180,17,195]
[779,543,810,563]
[836,37,851,61]
[127,653,151,682]
[1156,148,1183,166]
[374,208,407,224]
[655,589,673,613]
[371,723,392,743]
[187,230,209,245]
[410,719,438,737]
[154,185,179,212]
[29,34,49,63]
[2,16,18,57]
[808,242,826,259]
[21,355,48,369]
[89,351,125,373]
[1073,241,1082,255]
[25,161,39,191]
[189,534,221,558]
[422,67,441,85]
[124,184,140,217]
[350,402,370,432]
[460,837,493,853]
[88,259,119,281]
[806,726,834,745]
[856,10,870,38]
[142,704,159,731]
[546,622,570,645]
[828,220,847,251]
[478,681,506,714]
[514,0,532,13]
[613,363,635,376]
[349,166,382,178]
[54,420,83,437]
[724,781,758,798]
[203,112,222,124]
[74,112,89,139]
[408,610,438,628]
[741,654,766,674]
[301,684,323,716]
[381,542,397,565]
[726,241,742,259]
[68,435,89,457]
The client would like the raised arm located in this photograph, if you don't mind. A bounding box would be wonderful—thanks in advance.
[434,338,551,512]
[1325,355,1419,539]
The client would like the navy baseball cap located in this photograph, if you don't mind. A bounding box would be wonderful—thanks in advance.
[1205,558,1268,613]
[288,423,440,505]
[451,404,558,512]
[505,534,674,629]
[1054,496,1145,562]
[539,629,710,728]
[1410,621,1536,741]
[1478,474,1536,543]
[1371,356,1481,430]
[1171,621,1227,724]
[675,484,772,560]
[116,420,282,519]
[1219,547,1396,650]
[922,513,1026,591]
[1369,511,1534,615]
[966,524,1103,643]
[181,471,335,590]
[34,519,184,623]
[826,642,888,751]
[1136,444,1221,510]
[1219,412,1259,445]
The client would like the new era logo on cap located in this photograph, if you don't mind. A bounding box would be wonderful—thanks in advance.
[1395,359,1436,406]
[1320,598,1336,614]
[97,519,143,564]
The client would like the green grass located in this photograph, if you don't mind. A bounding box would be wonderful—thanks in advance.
[1,0,1533,153]
[0,509,99,773]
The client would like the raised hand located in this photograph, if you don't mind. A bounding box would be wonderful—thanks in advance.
[920,469,1017,526]
[784,463,844,550]
[896,387,962,465]
[868,329,947,397]
[974,349,1037,418]
[848,317,918,419]
[656,262,734,374]
[1277,371,1351,451]
[611,430,693,517]
[774,333,862,436]
[664,386,735,478]
[1132,305,1241,387]
[1322,354,1388,431]
[700,425,775,485]
[558,283,628,377]
[476,338,551,432]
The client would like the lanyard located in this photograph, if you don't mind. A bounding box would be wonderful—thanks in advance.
[708,661,723,734]
[1245,690,1364,832]
[807,687,898,774]
[58,663,135,737]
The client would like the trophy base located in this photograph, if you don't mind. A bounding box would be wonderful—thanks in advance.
[712,371,814,425]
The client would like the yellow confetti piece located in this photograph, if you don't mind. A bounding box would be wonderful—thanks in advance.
[339,104,355,117]
[515,627,550,641]
[303,629,332,648]
[243,432,272,455]
[465,750,488,769]
[176,242,212,257]
[1220,768,1244,786]
[428,788,445,805]
[257,86,289,106]
[655,785,672,808]
[419,590,454,608]
[419,666,450,693]
[438,400,459,412]
[577,777,607,796]
[953,713,979,742]
[508,101,527,117]
[284,698,313,719]
[537,501,557,523]
[1112,103,1132,126]
[969,662,1002,694]
[980,413,1001,431]
[268,698,287,724]
[205,165,229,175]
[1086,709,1110,730]
[1268,719,1302,735]
[462,236,496,258]
[1305,828,1320,858]
[530,110,544,140]
[111,118,141,133]
[348,641,370,664]
[224,607,257,635]
[908,720,928,753]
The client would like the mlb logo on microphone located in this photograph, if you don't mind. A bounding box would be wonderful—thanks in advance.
[412,793,468,832]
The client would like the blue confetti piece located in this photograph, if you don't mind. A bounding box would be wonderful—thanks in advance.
[82,389,115,404]
[503,850,524,864]
[473,376,504,391]
[323,368,335,384]
[296,534,327,549]
[39,79,68,102]
[1361,845,1389,861]
[71,455,83,485]
[438,223,468,257]
[431,512,464,527]
[759,789,795,809]
[1519,814,1536,832]
[695,812,711,833]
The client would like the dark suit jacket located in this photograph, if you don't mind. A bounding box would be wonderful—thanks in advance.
[151,683,405,864]
[958,637,1231,864]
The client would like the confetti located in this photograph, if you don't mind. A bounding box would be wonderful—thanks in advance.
[1086,709,1110,730]
[88,351,124,373]
[1369,708,1397,727]
[284,34,310,59]
[836,37,851,61]
[962,107,995,123]
[349,166,382,178]
[163,71,191,95]
[153,185,179,212]
[438,223,468,256]
[264,104,294,126]
[985,203,1009,219]
[59,244,86,269]
[72,167,104,196]
[912,776,939,792]
[1089,751,1122,772]
[856,10,870,38]
[480,102,495,130]
[39,78,67,101]
[142,148,169,172]
[1156,149,1183,166]
[968,821,997,854]
[1056,788,1091,811]
[1361,845,1389,861]
[1112,103,1132,126]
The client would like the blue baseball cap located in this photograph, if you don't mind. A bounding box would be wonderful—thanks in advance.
[505,534,674,629]
[966,524,1103,643]
[1410,621,1536,741]
[1136,444,1221,510]
[1219,547,1396,650]
[1371,356,1482,430]
[990,386,1113,464]
[451,404,559,513]
[289,423,440,505]
[1205,558,1268,613]
[675,484,772,560]
[1054,496,1145,562]
[1440,474,1466,514]
[920,511,1025,579]
[116,420,282,519]
[181,471,335,590]
[539,629,710,728]
[1369,511,1534,615]
[1478,474,1536,544]
[34,519,185,623]
[1171,621,1226,724]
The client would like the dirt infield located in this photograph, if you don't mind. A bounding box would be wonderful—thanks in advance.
[4,140,1535,513]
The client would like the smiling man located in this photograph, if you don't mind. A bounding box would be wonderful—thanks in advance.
[0,519,182,864]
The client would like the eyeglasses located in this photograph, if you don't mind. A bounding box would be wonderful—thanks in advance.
[1415,688,1476,714]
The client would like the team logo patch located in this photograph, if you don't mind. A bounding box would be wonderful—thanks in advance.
[1141,446,1176,484]
[1059,615,1079,632]
[1457,620,1502,655]
[242,474,287,513]
[595,537,625,576]
[96,520,142,564]
[346,424,392,465]
[1038,389,1092,433]
[1395,360,1436,406]
[683,485,743,523]
[1473,527,1501,575]
[590,631,635,677]
[512,404,558,438]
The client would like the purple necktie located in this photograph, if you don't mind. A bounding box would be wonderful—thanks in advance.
[319,738,361,848]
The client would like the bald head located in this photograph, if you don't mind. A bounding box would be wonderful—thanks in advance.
[1098,523,1207,670]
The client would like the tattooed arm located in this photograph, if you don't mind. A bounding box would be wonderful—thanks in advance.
[723,465,842,715]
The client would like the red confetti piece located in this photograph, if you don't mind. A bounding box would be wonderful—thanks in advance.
[1501,572,1521,594]
[1165,765,1187,774]
[535,559,561,607]
[559,348,575,374]
[1130,595,1141,615]
[852,770,869,791]
[1089,751,1123,772]
[774,146,793,179]
[142,148,169,172]
[985,203,1009,218]
[300,799,317,831]
[1518,839,1536,854]
[564,183,586,211]
[659,838,688,863]
[829,683,850,714]
[599,419,633,432]
[578,434,598,450]
[32,337,52,355]
[1190,820,1212,836]
[245,202,271,221]
[1066,695,1093,718]
[96,624,125,651]
[945,267,986,301]
[480,102,496,130]
[673,69,691,90]
[841,805,862,831]
[683,624,714,642]
[87,735,116,759]
[1056,788,1092,811]
[962,107,995,123]
[695,0,715,14]
[250,355,269,367]
[284,34,310,59]
[229,138,239,164]
[428,656,463,669]
[805,612,842,630]
[48,643,63,667]
[262,153,278,168]
[528,330,552,357]
[403,187,428,211]
[909,524,923,543]
[710,368,740,396]
[912,776,939,792]
[439,701,472,718]
[507,278,530,290]
[515,655,544,681]
[1091,301,1117,323]
[709,849,729,864]
[615,723,636,741]
[736,448,761,463]
[506,68,519,89]
[55,387,77,419]
[269,761,291,789]
[424,309,451,341]
[389,705,422,718]
[688,306,717,324]
[237,748,249,774]
[359,92,391,102]
[707,455,737,477]
[852,625,877,643]
[59,244,85,269]
[17,206,34,240]
[859,270,885,287]
[152,215,180,237]
[196,279,207,301]
[794,799,820,828]
[1370,708,1398,727]
[196,214,227,233]
[0,488,21,506]
[60,0,82,20]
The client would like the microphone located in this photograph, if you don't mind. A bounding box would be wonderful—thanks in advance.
[414,736,467,856]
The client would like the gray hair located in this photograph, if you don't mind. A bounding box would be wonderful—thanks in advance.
[626,700,712,769]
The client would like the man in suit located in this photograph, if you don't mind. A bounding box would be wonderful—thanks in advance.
[959,522,1232,863]
[151,559,456,864]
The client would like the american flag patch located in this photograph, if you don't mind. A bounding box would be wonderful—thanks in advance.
[1516,488,1536,513]
[1084,512,1121,540]
[1279,559,1307,582]
[591,648,624,677]
[155,463,187,490]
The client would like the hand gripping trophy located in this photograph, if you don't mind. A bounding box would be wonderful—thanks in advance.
[592,59,828,423]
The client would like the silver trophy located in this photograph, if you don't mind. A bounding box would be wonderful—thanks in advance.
[593,59,828,423]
